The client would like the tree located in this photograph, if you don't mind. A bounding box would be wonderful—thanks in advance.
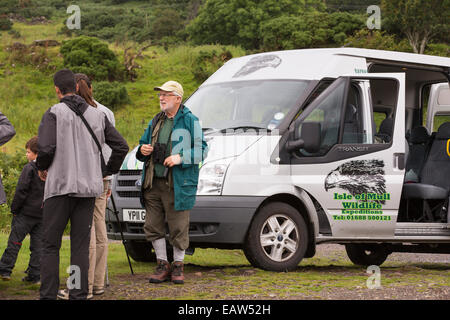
[381,0,450,54]
[187,0,326,50]
[260,12,364,51]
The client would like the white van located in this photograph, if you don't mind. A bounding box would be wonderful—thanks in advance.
[107,48,450,271]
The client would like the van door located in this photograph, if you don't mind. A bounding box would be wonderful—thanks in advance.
[289,73,405,238]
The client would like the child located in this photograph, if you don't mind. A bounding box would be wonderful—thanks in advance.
[0,136,45,284]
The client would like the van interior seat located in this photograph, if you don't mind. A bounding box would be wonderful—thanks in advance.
[404,126,431,183]
[401,122,450,221]
[342,104,360,143]
[375,117,393,143]
[420,122,450,190]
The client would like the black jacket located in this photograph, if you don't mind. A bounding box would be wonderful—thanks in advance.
[10,161,45,218]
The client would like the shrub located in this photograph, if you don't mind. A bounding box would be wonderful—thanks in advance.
[60,36,124,81]
[344,29,412,52]
[0,17,13,31]
[94,81,130,110]
[425,43,450,57]
[0,151,26,206]
[192,48,233,82]
[0,151,27,232]
[7,42,58,72]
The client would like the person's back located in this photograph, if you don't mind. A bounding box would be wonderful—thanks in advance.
[37,69,128,300]
[40,95,106,200]
[11,160,44,218]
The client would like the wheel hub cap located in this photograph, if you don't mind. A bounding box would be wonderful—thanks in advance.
[260,214,299,262]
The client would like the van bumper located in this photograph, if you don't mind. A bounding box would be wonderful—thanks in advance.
[106,196,266,247]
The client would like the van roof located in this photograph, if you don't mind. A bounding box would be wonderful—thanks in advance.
[321,47,450,67]
[202,48,450,85]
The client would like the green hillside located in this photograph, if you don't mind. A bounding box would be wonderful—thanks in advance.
[0,22,245,153]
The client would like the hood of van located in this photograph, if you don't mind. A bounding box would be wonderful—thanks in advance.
[202,134,263,164]
[119,135,263,170]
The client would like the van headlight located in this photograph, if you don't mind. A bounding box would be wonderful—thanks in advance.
[197,162,229,195]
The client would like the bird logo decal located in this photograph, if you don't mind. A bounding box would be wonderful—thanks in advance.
[233,55,282,78]
[325,160,387,204]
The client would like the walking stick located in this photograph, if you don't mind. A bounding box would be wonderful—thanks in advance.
[105,264,110,287]
[107,193,134,275]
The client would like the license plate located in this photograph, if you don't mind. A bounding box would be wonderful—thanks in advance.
[123,209,146,223]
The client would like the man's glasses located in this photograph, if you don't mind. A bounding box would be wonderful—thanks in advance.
[157,93,178,98]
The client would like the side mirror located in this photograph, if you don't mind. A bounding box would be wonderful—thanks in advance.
[287,122,321,153]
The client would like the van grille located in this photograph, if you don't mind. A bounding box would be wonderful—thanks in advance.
[119,170,142,176]
[117,191,141,198]
[118,180,138,187]
[115,170,142,198]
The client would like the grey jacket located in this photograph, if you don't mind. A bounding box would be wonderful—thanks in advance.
[94,99,115,181]
[37,95,128,201]
[0,112,16,204]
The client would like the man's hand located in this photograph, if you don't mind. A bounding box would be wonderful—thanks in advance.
[140,144,153,156]
[38,170,47,181]
[163,154,181,168]
[106,188,112,198]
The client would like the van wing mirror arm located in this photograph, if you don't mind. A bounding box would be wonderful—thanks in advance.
[286,139,305,153]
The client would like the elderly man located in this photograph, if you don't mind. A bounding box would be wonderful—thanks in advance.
[136,81,208,284]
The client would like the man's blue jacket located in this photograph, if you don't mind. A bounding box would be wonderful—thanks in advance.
[136,105,208,211]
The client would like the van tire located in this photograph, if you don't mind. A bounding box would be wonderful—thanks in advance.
[243,202,308,272]
[345,244,389,266]
[125,241,156,262]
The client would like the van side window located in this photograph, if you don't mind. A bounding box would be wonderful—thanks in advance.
[297,80,346,157]
[293,77,399,159]
[370,79,398,144]
[342,84,364,144]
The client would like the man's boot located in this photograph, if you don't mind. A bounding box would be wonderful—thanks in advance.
[149,259,170,283]
[171,261,184,284]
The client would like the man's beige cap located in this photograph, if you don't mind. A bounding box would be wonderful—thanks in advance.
[154,80,184,97]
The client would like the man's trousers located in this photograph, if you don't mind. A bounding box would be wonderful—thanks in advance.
[39,195,95,300]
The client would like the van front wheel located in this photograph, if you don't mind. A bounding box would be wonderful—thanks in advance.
[244,202,308,272]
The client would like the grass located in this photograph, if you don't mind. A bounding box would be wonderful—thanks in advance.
[1,232,448,300]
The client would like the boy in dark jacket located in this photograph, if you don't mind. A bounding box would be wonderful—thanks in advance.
[0,136,45,283]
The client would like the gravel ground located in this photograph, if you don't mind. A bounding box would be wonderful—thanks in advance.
[94,243,449,300]
[1,243,448,300]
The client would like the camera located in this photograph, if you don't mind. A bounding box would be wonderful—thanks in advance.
[152,142,167,165]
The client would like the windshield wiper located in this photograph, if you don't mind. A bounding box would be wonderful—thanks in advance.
[219,126,271,133]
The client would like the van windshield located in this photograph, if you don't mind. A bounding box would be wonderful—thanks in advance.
[184,80,310,132]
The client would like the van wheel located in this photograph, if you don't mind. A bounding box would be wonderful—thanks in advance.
[345,244,389,266]
[243,202,308,272]
[124,241,156,262]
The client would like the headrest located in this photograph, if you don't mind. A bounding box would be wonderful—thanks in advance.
[344,104,357,123]
[409,126,430,144]
[436,122,450,139]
